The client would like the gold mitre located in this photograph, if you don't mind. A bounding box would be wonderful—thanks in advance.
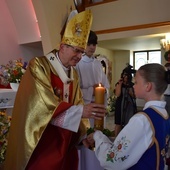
[61,10,93,49]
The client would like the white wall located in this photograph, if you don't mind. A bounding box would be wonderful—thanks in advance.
[88,0,170,41]
[32,0,75,55]
[89,0,170,30]
[95,47,130,89]
[5,0,41,44]
[112,51,130,85]
[0,0,22,64]
[95,46,115,88]
[0,0,43,65]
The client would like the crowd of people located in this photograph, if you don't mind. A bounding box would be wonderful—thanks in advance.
[3,9,170,170]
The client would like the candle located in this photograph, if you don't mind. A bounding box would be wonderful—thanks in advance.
[94,84,105,130]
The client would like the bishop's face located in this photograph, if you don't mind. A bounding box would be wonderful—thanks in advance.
[59,44,85,68]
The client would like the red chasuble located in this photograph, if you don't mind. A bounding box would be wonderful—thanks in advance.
[26,72,81,170]
[4,56,88,170]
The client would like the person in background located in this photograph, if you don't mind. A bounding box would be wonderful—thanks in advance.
[163,50,170,168]
[86,63,170,170]
[164,50,170,116]
[76,30,110,125]
[114,64,137,136]
[4,10,106,170]
[76,30,110,170]
[164,62,170,115]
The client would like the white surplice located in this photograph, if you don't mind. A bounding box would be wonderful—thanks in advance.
[76,55,110,105]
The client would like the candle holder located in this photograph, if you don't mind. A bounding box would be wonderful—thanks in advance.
[94,84,105,131]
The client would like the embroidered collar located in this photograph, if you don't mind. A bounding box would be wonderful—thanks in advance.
[46,52,74,84]
[55,53,70,71]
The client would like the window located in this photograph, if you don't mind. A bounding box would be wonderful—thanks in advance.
[133,50,161,70]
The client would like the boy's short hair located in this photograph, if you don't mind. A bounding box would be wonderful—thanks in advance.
[88,30,98,45]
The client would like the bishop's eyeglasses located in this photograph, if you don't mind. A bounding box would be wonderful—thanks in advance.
[66,44,85,55]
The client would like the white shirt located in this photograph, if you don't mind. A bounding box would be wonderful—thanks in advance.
[94,100,168,170]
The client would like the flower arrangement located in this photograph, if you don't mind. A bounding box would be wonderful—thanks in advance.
[0,58,27,85]
[0,111,11,164]
[87,127,112,137]
[107,94,116,113]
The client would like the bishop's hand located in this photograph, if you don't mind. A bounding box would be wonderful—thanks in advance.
[82,103,106,120]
